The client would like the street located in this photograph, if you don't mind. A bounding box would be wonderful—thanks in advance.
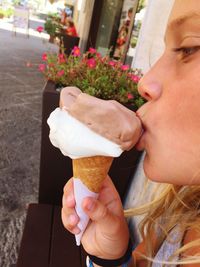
[0,23,57,267]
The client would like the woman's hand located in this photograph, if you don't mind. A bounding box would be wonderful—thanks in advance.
[61,176,130,260]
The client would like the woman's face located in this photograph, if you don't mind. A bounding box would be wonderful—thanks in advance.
[137,0,200,185]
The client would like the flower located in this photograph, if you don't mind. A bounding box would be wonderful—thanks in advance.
[132,75,140,83]
[37,26,43,33]
[39,64,46,72]
[121,64,129,71]
[58,53,66,63]
[127,93,134,99]
[128,73,141,83]
[40,47,145,109]
[57,70,65,77]
[87,58,96,68]
[109,61,116,67]
[42,53,48,61]
[89,47,97,54]
[72,46,81,57]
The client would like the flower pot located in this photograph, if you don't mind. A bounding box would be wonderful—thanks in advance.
[39,81,142,205]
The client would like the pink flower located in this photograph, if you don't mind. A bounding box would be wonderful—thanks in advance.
[127,93,134,99]
[58,53,66,63]
[42,53,47,61]
[89,47,97,54]
[58,53,64,59]
[87,58,96,68]
[130,74,140,83]
[57,70,65,77]
[96,52,102,58]
[39,64,46,72]
[26,61,32,67]
[109,61,116,67]
[37,26,43,33]
[72,46,81,56]
[121,64,129,71]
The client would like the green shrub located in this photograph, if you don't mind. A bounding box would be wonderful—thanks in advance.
[4,8,14,18]
[44,18,57,36]
[44,13,61,36]
[0,10,4,19]
[131,37,138,48]
[0,8,14,18]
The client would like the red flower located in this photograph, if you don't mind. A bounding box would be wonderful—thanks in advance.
[58,54,64,59]
[96,52,101,58]
[42,53,47,61]
[57,70,65,77]
[109,61,116,67]
[87,58,96,68]
[72,46,81,57]
[121,64,129,71]
[58,53,66,63]
[130,74,140,83]
[37,26,43,33]
[89,47,97,54]
[127,93,134,99]
[39,64,46,72]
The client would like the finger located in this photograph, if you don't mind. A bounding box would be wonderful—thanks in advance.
[100,176,122,203]
[62,178,80,234]
[63,178,75,208]
[82,197,121,234]
[61,207,80,235]
[98,176,123,216]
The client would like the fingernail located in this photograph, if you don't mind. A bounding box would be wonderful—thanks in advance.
[73,227,80,235]
[86,199,95,211]
[69,214,77,224]
[66,195,74,205]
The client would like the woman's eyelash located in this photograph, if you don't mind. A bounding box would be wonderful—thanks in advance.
[173,46,200,58]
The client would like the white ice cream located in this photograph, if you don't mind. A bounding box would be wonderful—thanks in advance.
[47,108,123,159]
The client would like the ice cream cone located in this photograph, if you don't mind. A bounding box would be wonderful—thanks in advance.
[72,156,113,193]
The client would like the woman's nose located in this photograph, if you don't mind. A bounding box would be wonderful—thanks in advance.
[138,79,162,101]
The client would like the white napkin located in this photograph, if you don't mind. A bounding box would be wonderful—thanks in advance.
[73,177,98,246]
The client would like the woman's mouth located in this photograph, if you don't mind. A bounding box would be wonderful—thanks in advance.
[135,128,145,151]
[135,112,146,151]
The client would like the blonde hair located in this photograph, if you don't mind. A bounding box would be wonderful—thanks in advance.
[124,182,200,266]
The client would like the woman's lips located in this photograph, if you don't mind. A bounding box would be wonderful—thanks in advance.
[135,112,146,151]
[135,129,145,151]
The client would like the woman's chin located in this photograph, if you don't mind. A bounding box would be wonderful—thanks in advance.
[143,156,163,183]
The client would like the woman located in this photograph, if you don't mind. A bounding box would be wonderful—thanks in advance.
[62,0,200,266]
[64,18,78,37]
[114,7,133,59]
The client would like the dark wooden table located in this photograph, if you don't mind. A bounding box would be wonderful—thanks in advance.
[17,204,87,267]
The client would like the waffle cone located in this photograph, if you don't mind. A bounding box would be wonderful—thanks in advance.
[72,156,113,193]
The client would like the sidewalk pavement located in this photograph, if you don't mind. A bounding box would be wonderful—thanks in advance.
[0,25,57,267]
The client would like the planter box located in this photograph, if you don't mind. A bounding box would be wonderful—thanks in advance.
[39,81,142,206]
